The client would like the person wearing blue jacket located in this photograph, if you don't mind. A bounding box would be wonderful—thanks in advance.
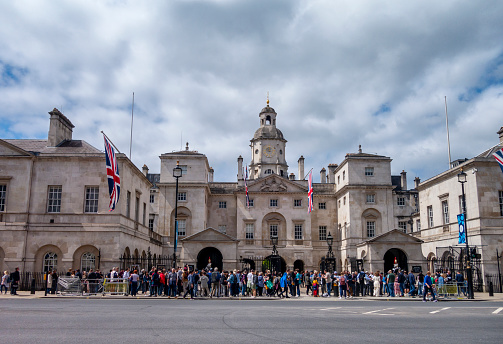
[278,272,289,298]
[423,271,437,302]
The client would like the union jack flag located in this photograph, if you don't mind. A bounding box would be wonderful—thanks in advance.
[244,167,250,208]
[308,171,314,213]
[494,147,503,174]
[104,134,120,211]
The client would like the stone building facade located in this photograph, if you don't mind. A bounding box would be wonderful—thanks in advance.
[1,104,502,287]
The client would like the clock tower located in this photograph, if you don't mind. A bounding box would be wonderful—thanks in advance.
[249,100,288,180]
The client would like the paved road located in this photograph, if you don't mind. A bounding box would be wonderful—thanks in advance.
[1,299,502,343]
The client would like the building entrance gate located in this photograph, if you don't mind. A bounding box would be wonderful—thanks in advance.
[197,247,223,272]
[384,248,408,272]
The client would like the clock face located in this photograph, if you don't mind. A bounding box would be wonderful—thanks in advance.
[263,145,276,158]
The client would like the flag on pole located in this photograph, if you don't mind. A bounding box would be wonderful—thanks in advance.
[457,214,466,244]
[244,167,249,208]
[104,134,121,211]
[308,170,314,213]
[493,147,503,174]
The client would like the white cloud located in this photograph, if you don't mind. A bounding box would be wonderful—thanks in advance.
[0,0,502,187]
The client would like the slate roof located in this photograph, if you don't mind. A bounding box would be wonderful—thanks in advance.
[4,139,102,155]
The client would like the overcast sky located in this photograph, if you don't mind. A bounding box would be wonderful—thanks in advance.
[1,0,502,186]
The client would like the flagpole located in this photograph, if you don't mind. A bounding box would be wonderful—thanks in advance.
[129,92,134,160]
[303,168,314,180]
[445,96,452,169]
[101,131,122,154]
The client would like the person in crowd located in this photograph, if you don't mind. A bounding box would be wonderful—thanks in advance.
[183,270,195,299]
[373,271,381,297]
[257,272,264,297]
[408,271,416,297]
[312,275,319,297]
[423,271,437,302]
[417,271,424,296]
[455,270,466,296]
[386,270,395,297]
[1,270,10,294]
[199,271,210,297]
[324,270,332,297]
[211,267,221,298]
[9,267,20,295]
[339,272,347,299]
[130,269,139,296]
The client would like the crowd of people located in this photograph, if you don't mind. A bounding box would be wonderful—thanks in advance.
[1,265,466,301]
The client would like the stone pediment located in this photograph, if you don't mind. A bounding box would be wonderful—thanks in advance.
[362,229,423,245]
[181,227,238,243]
[0,140,33,157]
[245,175,307,193]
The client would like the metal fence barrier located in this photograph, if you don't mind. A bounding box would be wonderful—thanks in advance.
[102,278,129,296]
[57,277,82,296]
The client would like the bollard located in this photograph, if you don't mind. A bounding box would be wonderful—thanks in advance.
[31,278,36,294]
[489,281,494,297]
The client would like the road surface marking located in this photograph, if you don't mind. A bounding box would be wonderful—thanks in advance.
[492,307,503,314]
[363,308,394,314]
[319,307,341,311]
[430,307,451,314]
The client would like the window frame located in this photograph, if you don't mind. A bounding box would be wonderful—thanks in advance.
[366,221,375,238]
[269,224,278,239]
[218,201,227,209]
[0,184,7,212]
[177,219,186,236]
[442,200,449,225]
[319,225,327,241]
[245,223,254,239]
[318,202,326,210]
[397,197,406,207]
[499,191,503,216]
[84,186,99,213]
[365,167,374,176]
[294,224,303,240]
[366,194,375,204]
[270,199,278,207]
[47,185,62,213]
[149,194,155,204]
[294,199,302,207]
[177,192,187,202]
[427,206,434,228]
[398,221,407,233]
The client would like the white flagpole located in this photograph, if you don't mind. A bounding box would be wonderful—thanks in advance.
[129,92,134,160]
[445,96,452,169]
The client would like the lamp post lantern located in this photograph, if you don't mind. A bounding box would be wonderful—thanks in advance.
[458,168,474,299]
[270,235,280,273]
[172,161,183,268]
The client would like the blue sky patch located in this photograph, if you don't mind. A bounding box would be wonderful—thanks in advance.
[373,102,391,117]
[0,61,28,86]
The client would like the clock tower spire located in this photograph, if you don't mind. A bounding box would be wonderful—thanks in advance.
[249,98,288,180]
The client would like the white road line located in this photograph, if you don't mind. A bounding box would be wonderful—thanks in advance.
[363,308,394,314]
[430,307,451,314]
[492,307,503,314]
[319,307,341,311]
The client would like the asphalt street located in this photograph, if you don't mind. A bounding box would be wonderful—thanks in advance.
[0,298,502,343]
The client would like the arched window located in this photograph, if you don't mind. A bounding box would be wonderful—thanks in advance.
[265,169,273,175]
[81,252,96,272]
[43,252,58,272]
[265,115,271,125]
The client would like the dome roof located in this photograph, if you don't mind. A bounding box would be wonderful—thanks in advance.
[260,105,276,114]
[253,126,284,140]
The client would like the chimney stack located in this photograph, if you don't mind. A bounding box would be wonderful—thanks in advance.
[48,108,74,147]
[289,173,295,181]
[142,164,149,176]
[237,156,243,180]
[401,170,407,190]
[320,168,326,184]
[298,156,305,180]
[209,167,214,182]
[498,126,503,145]
[414,177,421,189]
[328,164,338,183]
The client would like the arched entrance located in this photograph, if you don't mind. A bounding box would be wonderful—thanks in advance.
[294,260,304,272]
[197,247,223,272]
[383,248,408,272]
[264,255,287,273]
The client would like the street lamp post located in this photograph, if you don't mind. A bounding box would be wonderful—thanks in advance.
[172,161,183,269]
[458,169,474,299]
[325,232,336,273]
[270,235,280,273]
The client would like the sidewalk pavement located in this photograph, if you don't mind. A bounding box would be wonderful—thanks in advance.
[2,290,503,301]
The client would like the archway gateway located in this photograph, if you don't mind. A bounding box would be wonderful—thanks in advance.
[383,248,408,272]
[196,247,223,272]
